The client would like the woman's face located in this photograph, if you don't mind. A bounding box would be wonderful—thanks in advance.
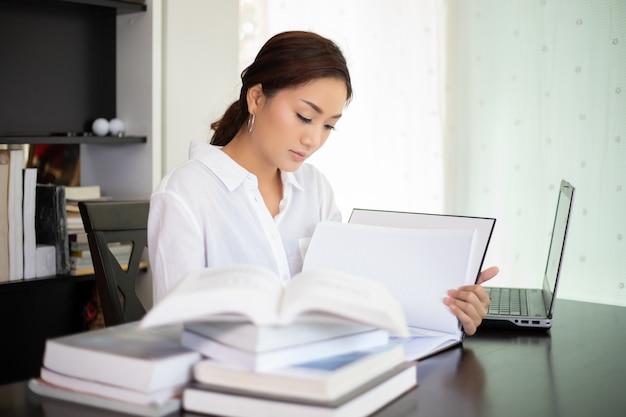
[248,77,348,172]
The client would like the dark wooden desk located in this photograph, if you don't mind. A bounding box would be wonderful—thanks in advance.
[1,299,625,417]
[0,275,95,385]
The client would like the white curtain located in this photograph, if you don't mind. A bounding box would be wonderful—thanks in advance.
[447,0,626,306]
[240,0,626,306]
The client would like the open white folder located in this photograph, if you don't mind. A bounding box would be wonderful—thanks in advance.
[302,217,493,361]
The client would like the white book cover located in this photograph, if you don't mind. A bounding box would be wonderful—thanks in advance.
[184,319,375,352]
[22,167,37,279]
[29,379,181,417]
[7,148,24,280]
[0,158,9,282]
[302,221,480,361]
[183,361,417,417]
[43,323,201,392]
[192,341,406,402]
[181,328,389,372]
[39,367,185,406]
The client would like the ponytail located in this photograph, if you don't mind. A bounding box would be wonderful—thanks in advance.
[210,100,246,146]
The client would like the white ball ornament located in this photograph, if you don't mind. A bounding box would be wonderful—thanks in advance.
[92,118,109,136]
[109,118,126,137]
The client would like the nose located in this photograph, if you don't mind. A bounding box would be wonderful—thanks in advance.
[301,125,325,149]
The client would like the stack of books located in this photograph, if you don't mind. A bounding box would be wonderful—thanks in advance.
[29,323,201,416]
[0,147,33,281]
[70,240,136,276]
[29,261,419,416]
[184,342,417,417]
[139,264,418,416]
[65,185,103,232]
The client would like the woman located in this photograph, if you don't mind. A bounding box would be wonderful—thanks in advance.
[148,31,497,335]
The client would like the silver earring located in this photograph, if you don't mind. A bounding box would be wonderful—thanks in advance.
[247,114,255,133]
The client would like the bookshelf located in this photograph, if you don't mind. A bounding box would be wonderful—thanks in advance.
[0,0,154,384]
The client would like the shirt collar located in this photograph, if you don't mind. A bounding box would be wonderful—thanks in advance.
[189,140,305,192]
[282,170,304,191]
[189,141,248,191]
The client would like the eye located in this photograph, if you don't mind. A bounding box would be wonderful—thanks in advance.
[325,124,336,131]
[297,114,312,123]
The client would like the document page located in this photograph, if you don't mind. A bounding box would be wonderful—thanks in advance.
[302,222,476,335]
[349,209,496,284]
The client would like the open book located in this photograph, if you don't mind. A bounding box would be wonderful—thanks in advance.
[140,265,410,338]
[302,219,494,361]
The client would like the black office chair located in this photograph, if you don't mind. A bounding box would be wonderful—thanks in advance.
[78,200,150,326]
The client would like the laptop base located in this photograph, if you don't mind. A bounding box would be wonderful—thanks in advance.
[481,316,552,331]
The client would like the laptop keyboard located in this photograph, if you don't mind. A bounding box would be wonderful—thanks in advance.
[486,288,528,316]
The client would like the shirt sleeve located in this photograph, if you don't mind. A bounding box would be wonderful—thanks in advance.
[148,189,206,302]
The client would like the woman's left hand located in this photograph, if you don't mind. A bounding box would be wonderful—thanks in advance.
[444,266,499,335]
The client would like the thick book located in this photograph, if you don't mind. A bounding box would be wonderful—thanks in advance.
[302,220,491,361]
[35,184,70,275]
[183,319,376,352]
[43,323,201,392]
[1,148,24,280]
[64,184,102,201]
[140,264,410,338]
[192,341,406,402]
[183,361,417,417]
[0,156,9,282]
[39,367,185,406]
[28,379,181,417]
[22,168,38,279]
[181,327,389,371]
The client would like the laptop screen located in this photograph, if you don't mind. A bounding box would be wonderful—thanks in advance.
[542,180,575,316]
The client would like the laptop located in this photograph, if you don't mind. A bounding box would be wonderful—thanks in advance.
[483,179,575,330]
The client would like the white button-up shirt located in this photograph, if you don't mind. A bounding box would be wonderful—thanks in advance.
[148,141,341,302]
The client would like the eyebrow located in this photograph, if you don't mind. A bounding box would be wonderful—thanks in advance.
[301,100,343,119]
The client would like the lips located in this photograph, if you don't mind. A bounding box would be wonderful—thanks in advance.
[289,150,308,162]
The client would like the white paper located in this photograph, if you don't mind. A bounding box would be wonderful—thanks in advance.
[348,209,495,283]
[302,222,476,335]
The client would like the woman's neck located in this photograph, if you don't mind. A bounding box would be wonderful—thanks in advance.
[222,133,283,216]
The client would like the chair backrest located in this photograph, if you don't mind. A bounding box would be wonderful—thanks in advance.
[78,200,150,326]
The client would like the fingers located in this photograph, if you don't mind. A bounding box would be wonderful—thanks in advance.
[444,285,490,336]
[450,303,478,335]
[444,266,499,335]
[456,283,491,308]
[476,266,499,285]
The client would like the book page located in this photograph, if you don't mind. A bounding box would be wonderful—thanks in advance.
[349,209,495,284]
[399,334,461,361]
[140,265,284,328]
[278,269,409,337]
[302,222,476,335]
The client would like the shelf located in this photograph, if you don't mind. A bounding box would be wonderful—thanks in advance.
[48,0,146,14]
[0,274,95,289]
[1,136,147,145]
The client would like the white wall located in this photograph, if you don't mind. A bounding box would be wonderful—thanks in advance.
[446,0,626,306]
[81,0,161,200]
[161,0,239,176]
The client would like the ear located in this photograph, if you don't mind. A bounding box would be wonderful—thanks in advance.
[246,83,264,115]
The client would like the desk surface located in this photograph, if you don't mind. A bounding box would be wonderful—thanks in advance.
[1,299,625,417]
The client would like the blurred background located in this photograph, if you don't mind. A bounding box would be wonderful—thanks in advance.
[161,0,625,307]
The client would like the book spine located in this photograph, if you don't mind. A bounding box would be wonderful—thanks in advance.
[8,148,24,280]
[35,184,70,275]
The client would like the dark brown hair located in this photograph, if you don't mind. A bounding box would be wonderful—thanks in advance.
[210,31,353,146]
